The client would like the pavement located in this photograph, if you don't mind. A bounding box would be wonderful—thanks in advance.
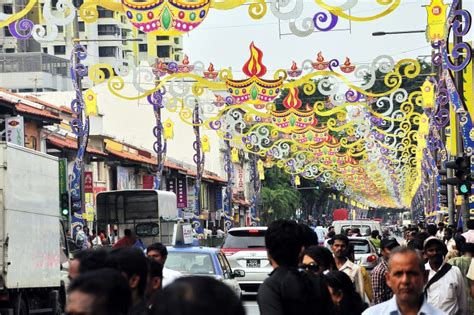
[243,300,259,315]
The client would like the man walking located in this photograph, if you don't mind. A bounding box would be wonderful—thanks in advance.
[363,247,445,315]
[147,243,182,287]
[371,238,399,305]
[330,234,365,300]
[424,236,467,315]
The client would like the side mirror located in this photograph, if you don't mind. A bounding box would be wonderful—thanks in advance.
[233,269,245,278]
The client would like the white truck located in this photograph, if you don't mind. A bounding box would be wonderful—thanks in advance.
[0,142,67,315]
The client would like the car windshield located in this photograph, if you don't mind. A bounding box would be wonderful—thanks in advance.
[350,240,371,254]
[222,229,266,249]
[341,225,372,236]
[166,252,216,275]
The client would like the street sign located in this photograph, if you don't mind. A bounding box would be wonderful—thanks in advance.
[84,171,93,193]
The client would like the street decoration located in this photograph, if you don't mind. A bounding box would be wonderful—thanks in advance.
[2,0,402,39]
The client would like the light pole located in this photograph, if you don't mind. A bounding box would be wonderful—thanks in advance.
[372,30,426,36]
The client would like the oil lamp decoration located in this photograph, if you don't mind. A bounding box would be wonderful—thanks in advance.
[271,87,316,131]
[312,52,330,70]
[339,57,356,73]
[122,0,212,35]
[287,61,303,77]
[152,59,178,77]
[178,55,195,73]
[225,42,283,106]
[204,63,219,80]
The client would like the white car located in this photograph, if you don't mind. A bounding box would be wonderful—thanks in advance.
[221,227,271,294]
[349,237,379,271]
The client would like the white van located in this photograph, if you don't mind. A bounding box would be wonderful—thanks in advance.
[333,220,382,236]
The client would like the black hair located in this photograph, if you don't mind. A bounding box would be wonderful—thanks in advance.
[324,271,367,315]
[454,235,466,253]
[147,243,168,257]
[426,224,437,236]
[438,222,445,227]
[151,276,245,315]
[68,268,132,315]
[265,220,303,267]
[301,245,336,271]
[327,231,336,239]
[107,247,148,297]
[444,227,453,236]
[467,219,474,230]
[329,234,349,246]
[75,249,109,274]
[147,257,163,279]
[462,242,474,255]
[124,229,132,237]
[370,230,379,238]
[299,224,318,248]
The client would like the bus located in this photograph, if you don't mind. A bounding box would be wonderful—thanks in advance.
[96,190,179,245]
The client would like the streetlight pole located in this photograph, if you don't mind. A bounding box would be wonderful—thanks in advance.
[372,30,426,36]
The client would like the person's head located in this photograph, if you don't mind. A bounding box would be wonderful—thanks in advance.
[423,237,448,269]
[328,226,335,233]
[380,238,400,260]
[345,228,353,236]
[426,224,437,237]
[467,219,474,231]
[443,227,453,240]
[462,242,474,257]
[370,230,380,239]
[437,222,445,231]
[325,271,364,310]
[124,229,132,237]
[151,276,245,315]
[386,247,426,306]
[92,229,97,236]
[352,228,361,236]
[327,230,336,239]
[330,234,349,260]
[147,243,168,265]
[298,223,318,249]
[265,219,304,267]
[300,245,336,274]
[67,268,132,315]
[107,247,148,301]
[83,226,89,234]
[69,250,109,281]
[454,235,467,254]
[145,258,163,301]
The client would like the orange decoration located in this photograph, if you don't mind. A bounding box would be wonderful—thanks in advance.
[242,42,267,78]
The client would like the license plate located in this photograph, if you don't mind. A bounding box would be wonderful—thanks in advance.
[246,259,260,268]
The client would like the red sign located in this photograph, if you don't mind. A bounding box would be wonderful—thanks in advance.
[84,172,93,193]
[143,175,155,189]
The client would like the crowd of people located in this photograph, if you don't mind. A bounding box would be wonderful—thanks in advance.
[64,219,474,315]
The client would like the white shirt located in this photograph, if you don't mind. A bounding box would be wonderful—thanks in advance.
[339,259,365,300]
[445,238,456,252]
[362,296,446,315]
[425,262,467,315]
[313,226,326,245]
[436,230,444,240]
[162,266,182,287]
[462,230,474,243]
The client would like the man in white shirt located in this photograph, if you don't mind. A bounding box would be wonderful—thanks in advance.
[363,247,445,315]
[424,236,467,315]
[462,220,474,243]
[436,222,445,240]
[330,234,365,300]
[147,243,182,287]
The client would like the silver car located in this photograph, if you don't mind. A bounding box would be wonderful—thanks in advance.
[221,227,271,294]
[349,237,379,271]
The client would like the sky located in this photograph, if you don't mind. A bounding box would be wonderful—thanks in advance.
[181,0,473,74]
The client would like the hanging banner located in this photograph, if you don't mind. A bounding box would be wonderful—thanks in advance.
[117,166,136,190]
[177,177,188,208]
[84,171,93,193]
[85,193,95,221]
[58,158,68,194]
[6,116,24,146]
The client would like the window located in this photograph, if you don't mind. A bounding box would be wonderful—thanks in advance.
[98,8,114,18]
[3,5,13,14]
[156,36,169,41]
[58,25,64,33]
[98,46,116,57]
[3,26,12,37]
[166,252,215,275]
[98,24,118,36]
[174,37,180,45]
[174,55,180,62]
[157,45,170,58]
[54,45,66,55]
[42,47,48,53]
[78,21,85,32]
[5,48,15,53]
[139,44,147,52]
[222,229,266,249]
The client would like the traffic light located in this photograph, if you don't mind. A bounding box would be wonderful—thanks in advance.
[439,168,448,205]
[60,192,70,218]
[445,156,472,196]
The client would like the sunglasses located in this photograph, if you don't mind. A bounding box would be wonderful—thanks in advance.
[299,262,320,273]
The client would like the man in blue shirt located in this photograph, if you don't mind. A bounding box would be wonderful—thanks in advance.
[363,247,446,315]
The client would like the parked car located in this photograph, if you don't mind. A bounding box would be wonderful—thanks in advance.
[221,227,271,294]
[166,246,245,297]
[333,220,382,237]
[349,237,379,271]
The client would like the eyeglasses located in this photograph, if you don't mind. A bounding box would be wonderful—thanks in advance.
[299,262,320,273]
